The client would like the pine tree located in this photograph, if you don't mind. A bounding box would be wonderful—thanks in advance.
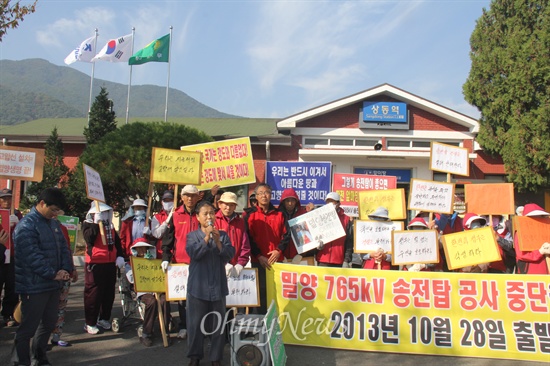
[20,127,69,209]
[84,86,117,145]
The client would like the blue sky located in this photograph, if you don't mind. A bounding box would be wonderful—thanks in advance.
[0,0,491,119]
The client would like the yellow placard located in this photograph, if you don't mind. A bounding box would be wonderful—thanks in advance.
[513,216,550,251]
[181,137,256,190]
[358,188,406,220]
[131,257,166,293]
[464,183,515,215]
[267,263,549,363]
[150,147,202,184]
[441,226,501,270]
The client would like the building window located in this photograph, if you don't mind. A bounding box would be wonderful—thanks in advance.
[412,141,431,148]
[304,138,328,146]
[331,139,354,146]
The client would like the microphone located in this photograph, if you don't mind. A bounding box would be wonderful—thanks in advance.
[207,220,213,239]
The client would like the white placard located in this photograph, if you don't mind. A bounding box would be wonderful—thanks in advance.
[354,220,404,253]
[391,230,439,266]
[408,179,455,214]
[83,163,105,202]
[430,141,470,176]
[226,269,259,307]
[165,264,188,301]
[288,204,346,254]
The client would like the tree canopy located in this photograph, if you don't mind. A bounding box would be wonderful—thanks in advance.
[84,87,117,145]
[463,0,550,192]
[0,0,37,41]
[65,121,212,219]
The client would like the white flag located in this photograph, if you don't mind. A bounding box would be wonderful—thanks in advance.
[64,36,96,65]
[92,33,134,63]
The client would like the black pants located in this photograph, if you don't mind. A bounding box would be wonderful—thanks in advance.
[12,289,59,366]
[84,263,116,326]
[0,262,18,319]
[186,293,226,362]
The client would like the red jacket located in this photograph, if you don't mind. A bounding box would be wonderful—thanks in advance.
[278,188,308,260]
[316,206,353,265]
[152,210,169,259]
[243,204,288,263]
[82,222,123,264]
[215,211,251,266]
[161,206,199,264]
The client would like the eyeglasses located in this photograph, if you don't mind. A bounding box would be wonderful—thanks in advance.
[48,205,62,214]
[255,191,270,197]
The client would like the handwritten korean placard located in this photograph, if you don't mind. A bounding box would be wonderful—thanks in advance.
[391,230,439,266]
[358,188,406,220]
[131,257,167,293]
[441,226,501,270]
[430,142,469,176]
[354,220,404,253]
[150,147,201,185]
[408,179,455,214]
[83,164,105,202]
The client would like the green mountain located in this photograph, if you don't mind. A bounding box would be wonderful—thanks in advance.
[0,58,239,125]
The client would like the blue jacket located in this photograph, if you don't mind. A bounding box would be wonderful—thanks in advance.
[186,229,235,301]
[14,206,74,295]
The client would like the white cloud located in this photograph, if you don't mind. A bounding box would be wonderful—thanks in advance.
[247,1,424,105]
[36,7,114,48]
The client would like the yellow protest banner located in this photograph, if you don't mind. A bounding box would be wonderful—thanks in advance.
[513,216,550,251]
[181,137,256,190]
[267,263,549,363]
[464,183,515,215]
[441,226,501,270]
[358,188,406,220]
[131,257,166,293]
[150,147,202,185]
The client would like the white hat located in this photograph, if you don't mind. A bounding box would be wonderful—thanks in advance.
[368,206,390,221]
[181,185,199,195]
[218,192,238,205]
[325,192,340,202]
[131,239,154,249]
[463,213,486,229]
[131,198,148,208]
[88,202,113,214]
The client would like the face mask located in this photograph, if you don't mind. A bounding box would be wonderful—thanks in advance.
[162,201,174,212]
[470,221,482,229]
[134,210,146,217]
[144,250,154,259]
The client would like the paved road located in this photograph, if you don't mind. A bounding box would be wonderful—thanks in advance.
[1,267,548,366]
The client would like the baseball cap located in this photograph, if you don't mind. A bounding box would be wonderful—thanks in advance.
[325,192,340,202]
[218,192,238,205]
[0,188,13,198]
[181,185,199,195]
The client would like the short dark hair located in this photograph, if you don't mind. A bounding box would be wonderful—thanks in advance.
[195,200,215,214]
[254,183,271,194]
[38,188,67,210]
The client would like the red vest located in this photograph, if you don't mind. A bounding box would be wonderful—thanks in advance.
[316,208,350,265]
[85,227,118,264]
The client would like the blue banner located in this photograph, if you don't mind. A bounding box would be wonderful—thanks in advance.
[265,162,332,205]
[362,101,407,123]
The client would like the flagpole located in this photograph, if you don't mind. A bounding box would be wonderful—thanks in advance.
[88,28,98,128]
[125,27,135,125]
[164,26,173,123]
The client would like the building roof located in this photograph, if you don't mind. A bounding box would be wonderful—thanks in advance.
[277,83,479,133]
[0,117,290,145]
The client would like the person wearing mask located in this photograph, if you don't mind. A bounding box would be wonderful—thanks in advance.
[12,188,74,366]
[161,185,201,339]
[82,202,125,334]
[0,188,23,327]
[514,203,550,274]
[361,206,393,270]
[243,183,288,314]
[150,190,175,258]
[120,199,150,258]
[315,192,353,268]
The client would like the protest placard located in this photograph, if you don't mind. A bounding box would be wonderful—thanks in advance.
[0,209,12,263]
[57,215,79,252]
[391,230,439,266]
[430,141,469,176]
[0,145,45,182]
[181,137,255,190]
[354,220,404,253]
[358,188,406,220]
[83,164,105,202]
[150,147,202,184]
[266,300,287,366]
[226,269,260,307]
[266,161,331,205]
[513,216,550,251]
[332,173,397,217]
[131,257,166,293]
[165,263,189,301]
[288,204,346,254]
[464,183,515,215]
[441,226,501,270]
[408,179,455,214]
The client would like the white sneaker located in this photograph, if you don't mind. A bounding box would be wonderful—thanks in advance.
[84,324,100,334]
[177,329,187,339]
[97,319,111,330]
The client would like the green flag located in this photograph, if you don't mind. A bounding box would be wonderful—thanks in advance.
[128,33,170,65]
